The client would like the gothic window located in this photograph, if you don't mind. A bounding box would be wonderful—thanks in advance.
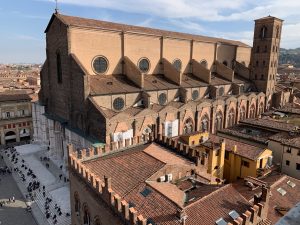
[200,60,208,68]
[219,87,224,96]
[261,74,264,80]
[276,46,278,52]
[56,52,62,83]
[249,104,256,118]
[138,58,150,73]
[200,114,209,132]
[83,204,91,225]
[263,61,266,67]
[228,108,235,127]
[183,118,194,134]
[192,90,199,100]
[264,45,267,53]
[276,25,280,38]
[113,97,125,111]
[240,106,246,121]
[258,102,264,115]
[92,56,108,74]
[158,93,167,105]
[223,61,228,67]
[214,111,223,131]
[273,45,275,52]
[260,26,267,39]
[173,59,182,72]
[256,46,260,53]
[74,192,80,215]
[256,61,259,67]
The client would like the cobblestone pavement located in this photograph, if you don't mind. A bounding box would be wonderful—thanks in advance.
[0,155,38,225]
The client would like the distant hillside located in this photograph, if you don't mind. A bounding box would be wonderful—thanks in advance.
[279,48,300,67]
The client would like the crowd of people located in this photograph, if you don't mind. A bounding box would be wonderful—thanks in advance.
[1,146,70,225]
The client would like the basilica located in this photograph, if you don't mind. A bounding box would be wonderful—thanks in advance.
[33,13,292,162]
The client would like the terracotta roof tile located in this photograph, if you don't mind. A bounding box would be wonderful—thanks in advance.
[55,14,250,48]
[83,144,165,197]
[240,118,297,132]
[0,90,31,102]
[185,184,251,225]
[209,134,265,160]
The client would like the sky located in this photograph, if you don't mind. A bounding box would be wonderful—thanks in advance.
[1,0,300,63]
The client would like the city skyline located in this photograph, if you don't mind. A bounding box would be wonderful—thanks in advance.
[0,0,300,63]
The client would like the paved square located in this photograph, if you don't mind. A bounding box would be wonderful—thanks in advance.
[0,156,37,225]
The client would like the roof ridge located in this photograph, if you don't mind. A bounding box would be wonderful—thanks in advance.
[185,184,233,209]
[49,13,250,47]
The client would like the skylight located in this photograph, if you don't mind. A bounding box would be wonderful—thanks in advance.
[277,187,287,196]
[287,180,296,188]
[229,210,240,220]
[140,187,152,197]
[215,218,227,225]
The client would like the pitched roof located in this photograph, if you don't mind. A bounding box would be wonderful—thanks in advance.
[232,172,300,224]
[240,118,297,132]
[83,144,165,197]
[209,134,266,160]
[48,13,250,48]
[0,90,31,102]
[185,184,251,225]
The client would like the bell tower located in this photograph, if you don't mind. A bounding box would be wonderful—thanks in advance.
[250,16,283,97]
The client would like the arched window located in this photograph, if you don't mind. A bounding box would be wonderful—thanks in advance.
[264,45,267,53]
[219,87,224,96]
[240,106,246,121]
[261,26,267,39]
[256,61,259,67]
[74,192,80,215]
[223,61,228,67]
[228,108,235,127]
[256,46,260,53]
[214,111,223,132]
[276,26,280,38]
[263,60,266,67]
[200,60,208,69]
[258,102,264,115]
[173,59,182,72]
[261,74,264,80]
[56,52,62,83]
[83,204,91,225]
[94,216,101,225]
[183,118,194,134]
[249,104,256,119]
[255,74,257,80]
[200,114,209,132]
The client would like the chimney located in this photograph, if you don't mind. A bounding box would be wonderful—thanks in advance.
[261,185,270,203]
[177,209,187,225]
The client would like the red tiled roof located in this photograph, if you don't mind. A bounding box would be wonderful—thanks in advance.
[185,184,251,225]
[0,90,31,102]
[209,134,265,160]
[83,144,165,197]
[240,118,297,132]
[49,14,250,48]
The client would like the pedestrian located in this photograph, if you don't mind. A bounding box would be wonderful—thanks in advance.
[43,191,45,197]
[12,196,15,202]
[59,174,62,180]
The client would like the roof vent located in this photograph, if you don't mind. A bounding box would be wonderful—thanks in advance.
[287,180,296,188]
[215,218,227,225]
[277,187,287,196]
[229,210,240,220]
[107,81,113,85]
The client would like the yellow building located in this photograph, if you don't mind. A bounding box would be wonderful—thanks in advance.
[209,135,273,182]
[180,132,225,179]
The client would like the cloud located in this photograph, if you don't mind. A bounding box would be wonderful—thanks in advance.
[48,0,300,22]
[16,35,41,41]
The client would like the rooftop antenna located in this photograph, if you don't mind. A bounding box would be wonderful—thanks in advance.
[55,0,59,14]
